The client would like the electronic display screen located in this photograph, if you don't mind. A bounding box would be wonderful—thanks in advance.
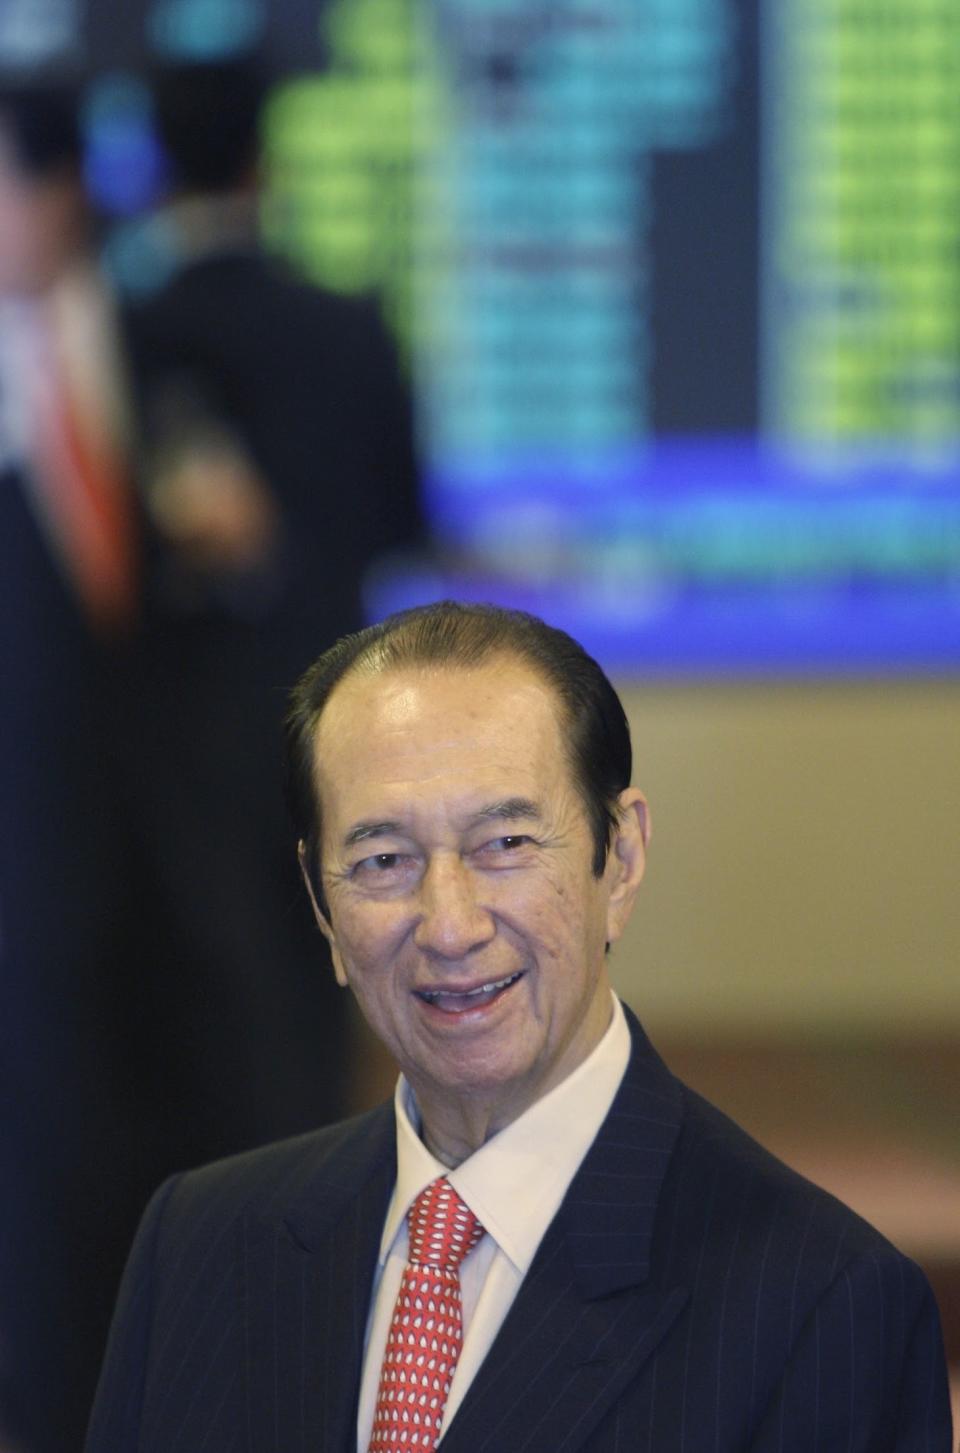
[12,0,960,674]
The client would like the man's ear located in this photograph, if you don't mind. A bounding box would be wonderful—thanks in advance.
[297,840,349,987]
[604,788,650,947]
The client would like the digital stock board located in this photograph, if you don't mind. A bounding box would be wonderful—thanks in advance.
[8,0,960,673]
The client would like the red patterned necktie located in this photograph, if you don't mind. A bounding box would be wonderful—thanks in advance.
[368,1177,485,1452]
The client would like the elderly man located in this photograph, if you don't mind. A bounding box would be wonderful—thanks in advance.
[88,602,951,1452]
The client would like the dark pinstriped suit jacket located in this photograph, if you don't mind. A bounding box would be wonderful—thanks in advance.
[87,1009,952,1451]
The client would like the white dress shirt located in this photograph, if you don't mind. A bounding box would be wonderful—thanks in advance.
[356,992,632,1450]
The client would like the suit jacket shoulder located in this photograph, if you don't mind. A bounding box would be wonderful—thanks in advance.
[86,1105,396,1453]
[660,1077,907,1288]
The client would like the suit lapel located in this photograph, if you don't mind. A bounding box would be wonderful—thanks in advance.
[441,1011,690,1453]
[241,1108,395,1453]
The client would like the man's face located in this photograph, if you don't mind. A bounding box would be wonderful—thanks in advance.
[308,656,646,1139]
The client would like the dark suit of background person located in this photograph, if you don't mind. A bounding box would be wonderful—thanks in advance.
[116,59,423,1172]
[87,604,952,1453]
[0,82,146,1453]
[86,1006,951,1453]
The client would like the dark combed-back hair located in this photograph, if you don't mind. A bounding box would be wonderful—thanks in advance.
[0,80,82,177]
[284,601,633,895]
[150,59,266,194]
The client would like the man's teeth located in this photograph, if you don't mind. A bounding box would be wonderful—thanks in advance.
[421,973,519,1003]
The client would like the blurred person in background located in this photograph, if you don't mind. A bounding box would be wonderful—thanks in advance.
[0,78,140,1453]
[0,58,422,1453]
[116,58,423,1179]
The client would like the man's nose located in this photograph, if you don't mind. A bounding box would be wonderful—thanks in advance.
[413,855,495,959]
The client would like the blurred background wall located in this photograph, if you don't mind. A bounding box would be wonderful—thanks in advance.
[614,679,960,1034]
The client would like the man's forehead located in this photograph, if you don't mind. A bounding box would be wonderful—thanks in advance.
[310,655,569,803]
[318,653,561,735]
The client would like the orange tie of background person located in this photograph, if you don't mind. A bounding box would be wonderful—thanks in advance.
[369,1177,485,1452]
[28,304,138,635]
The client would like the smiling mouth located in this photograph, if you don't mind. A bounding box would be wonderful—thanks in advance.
[416,971,523,1014]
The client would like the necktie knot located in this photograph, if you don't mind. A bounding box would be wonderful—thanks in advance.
[407,1176,484,1272]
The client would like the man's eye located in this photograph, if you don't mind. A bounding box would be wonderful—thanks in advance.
[348,851,423,891]
[354,852,406,876]
[478,834,533,857]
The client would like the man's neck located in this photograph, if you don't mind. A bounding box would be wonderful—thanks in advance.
[418,1107,496,1168]
[165,190,260,262]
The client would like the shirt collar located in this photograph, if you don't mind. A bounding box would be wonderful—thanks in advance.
[381,992,631,1273]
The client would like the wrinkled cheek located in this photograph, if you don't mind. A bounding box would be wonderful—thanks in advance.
[535,906,586,962]
[338,939,411,1028]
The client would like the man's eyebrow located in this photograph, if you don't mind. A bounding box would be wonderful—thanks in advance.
[343,821,403,848]
[342,799,540,848]
[472,797,540,824]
